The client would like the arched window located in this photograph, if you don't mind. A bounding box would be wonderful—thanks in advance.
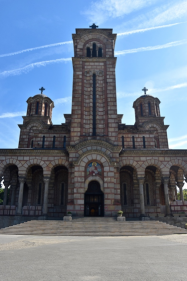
[92,43,97,57]
[98,47,102,57]
[146,183,150,205]
[42,136,45,148]
[61,183,65,205]
[53,136,56,148]
[132,136,135,149]
[63,136,66,148]
[143,136,146,148]
[140,103,143,116]
[31,140,33,148]
[122,136,124,149]
[87,47,91,57]
[123,183,127,205]
[35,101,39,114]
[148,102,151,115]
[93,74,96,136]
[44,103,48,116]
[38,183,42,205]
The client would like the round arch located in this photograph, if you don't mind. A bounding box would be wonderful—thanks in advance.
[85,176,104,192]
[0,159,21,176]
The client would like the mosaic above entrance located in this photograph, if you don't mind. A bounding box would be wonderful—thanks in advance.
[87,162,102,176]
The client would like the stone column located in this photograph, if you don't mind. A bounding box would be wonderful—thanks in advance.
[17,177,25,214]
[3,181,9,206]
[170,185,176,201]
[138,178,145,216]
[178,182,184,201]
[43,177,50,215]
[10,186,16,205]
[163,177,170,215]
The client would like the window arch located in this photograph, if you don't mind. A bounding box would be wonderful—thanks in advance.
[98,47,102,57]
[87,47,91,57]
[35,101,39,115]
[44,103,48,116]
[148,102,152,115]
[140,103,143,116]
[92,43,97,57]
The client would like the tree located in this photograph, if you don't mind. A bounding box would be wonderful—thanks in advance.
[0,179,4,204]
[177,189,187,201]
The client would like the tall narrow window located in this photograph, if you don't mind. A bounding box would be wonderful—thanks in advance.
[87,47,91,57]
[38,183,42,204]
[44,103,48,116]
[53,136,56,148]
[140,103,143,116]
[132,136,135,149]
[146,183,150,205]
[31,140,33,148]
[61,183,64,205]
[92,43,97,57]
[42,136,45,148]
[63,136,66,148]
[98,47,102,57]
[143,136,146,148]
[36,101,39,114]
[123,183,127,205]
[122,136,124,149]
[148,102,151,115]
[93,74,96,136]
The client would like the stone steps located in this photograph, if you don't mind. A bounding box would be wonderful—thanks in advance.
[0,218,187,236]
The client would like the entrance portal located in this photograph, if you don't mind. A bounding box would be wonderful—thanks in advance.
[84,181,104,217]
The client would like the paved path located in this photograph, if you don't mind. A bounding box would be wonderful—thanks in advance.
[0,234,187,281]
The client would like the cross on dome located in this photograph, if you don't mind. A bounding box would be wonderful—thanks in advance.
[39,87,45,94]
[89,23,98,29]
[142,87,148,95]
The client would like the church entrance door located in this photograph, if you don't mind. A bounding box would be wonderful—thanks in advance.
[84,181,104,217]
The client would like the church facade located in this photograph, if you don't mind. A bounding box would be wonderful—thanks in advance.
[0,26,187,219]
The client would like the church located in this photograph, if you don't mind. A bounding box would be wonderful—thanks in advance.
[0,25,187,220]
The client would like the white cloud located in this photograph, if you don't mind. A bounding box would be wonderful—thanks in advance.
[0,112,25,118]
[115,40,187,56]
[170,140,187,149]
[117,82,187,98]
[54,97,72,105]
[118,22,182,36]
[0,41,73,58]
[169,135,187,143]
[0,57,71,78]
[84,0,158,24]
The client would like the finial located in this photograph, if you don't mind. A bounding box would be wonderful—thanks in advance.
[89,23,98,29]
[39,87,45,94]
[142,87,148,95]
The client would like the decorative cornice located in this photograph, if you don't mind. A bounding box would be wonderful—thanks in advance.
[0,149,67,156]
[120,149,187,156]
[73,149,112,165]
[67,139,121,153]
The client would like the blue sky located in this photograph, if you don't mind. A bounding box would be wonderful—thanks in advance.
[0,0,187,149]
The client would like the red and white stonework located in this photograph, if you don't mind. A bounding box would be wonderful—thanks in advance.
[0,27,187,219]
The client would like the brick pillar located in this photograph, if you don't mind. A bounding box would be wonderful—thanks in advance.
[67,165,75,213]
[138,177,145,216]
[163,177,171,215]
[43,177,50,215]
[17,177,25,214]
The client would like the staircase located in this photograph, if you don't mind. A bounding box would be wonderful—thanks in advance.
[0,217,187,236]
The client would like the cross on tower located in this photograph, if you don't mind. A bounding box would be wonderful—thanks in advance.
[142,87,148,95]
[89,23,98,29]
[39,87,45,94]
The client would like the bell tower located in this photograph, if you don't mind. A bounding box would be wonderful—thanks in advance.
[70,25,118,145]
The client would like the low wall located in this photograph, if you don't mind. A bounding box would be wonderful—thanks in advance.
[0,216,37,229]
[157,216,187,229]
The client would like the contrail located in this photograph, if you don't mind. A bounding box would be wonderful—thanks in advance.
[0,57,71,78]
[115,40,187,55]
[118,22,182,36]
[0,41,73,58]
